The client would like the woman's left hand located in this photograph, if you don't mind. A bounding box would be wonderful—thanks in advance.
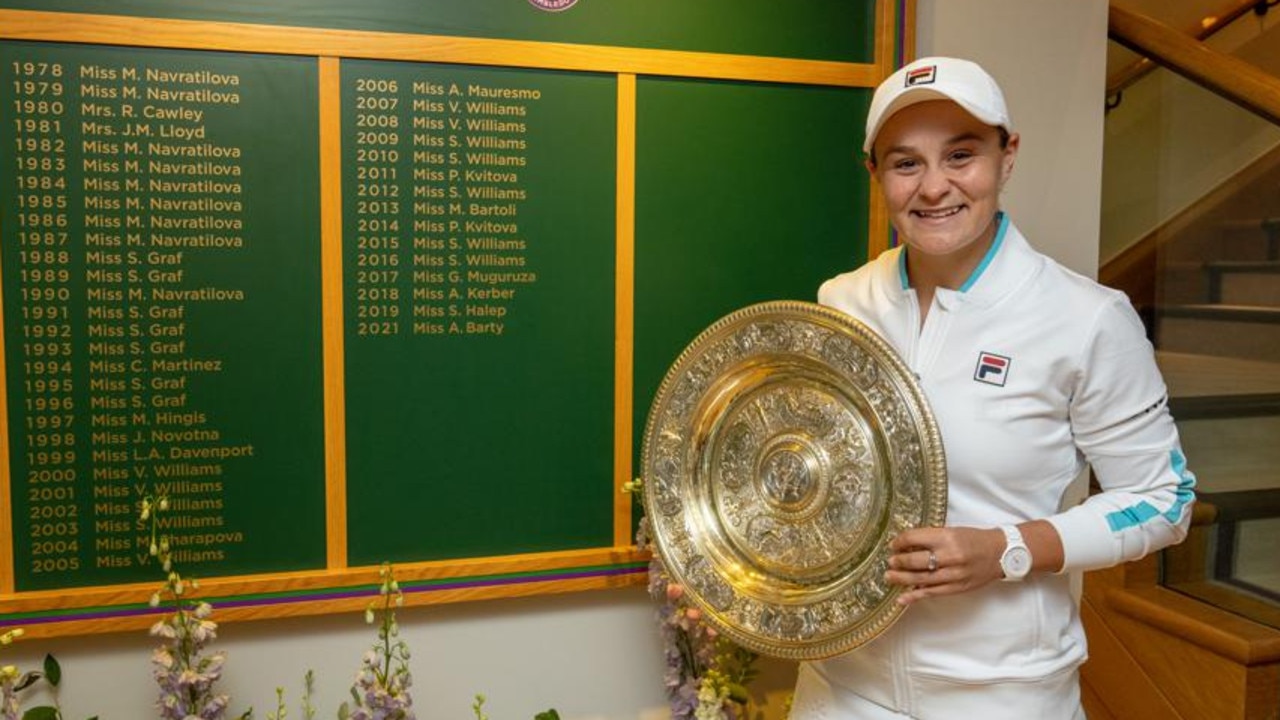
[884,526,1006,605]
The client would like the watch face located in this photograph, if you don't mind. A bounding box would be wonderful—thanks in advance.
[1004,547,1032,577]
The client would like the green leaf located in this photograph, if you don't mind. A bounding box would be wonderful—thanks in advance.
[533,711,561,720]
[42,654,61,687]
[21,706,60,720]
[726,682,751,705]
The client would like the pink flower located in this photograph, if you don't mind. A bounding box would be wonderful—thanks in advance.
[666,583,685,601]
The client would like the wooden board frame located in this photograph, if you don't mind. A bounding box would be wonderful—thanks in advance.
[0,1,914,637]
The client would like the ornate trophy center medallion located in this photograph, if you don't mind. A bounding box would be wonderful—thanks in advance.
[759,441,817,509]
[642,301,947,660]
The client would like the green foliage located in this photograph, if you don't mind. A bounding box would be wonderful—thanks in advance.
[265,686,285,720]
[1,634,92,720]
[39,657,59,689]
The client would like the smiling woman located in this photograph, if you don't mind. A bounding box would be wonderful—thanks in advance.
[794,56,1197,720]
[870,100,1017,309]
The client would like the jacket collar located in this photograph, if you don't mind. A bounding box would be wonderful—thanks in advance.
[890,213,1042,310]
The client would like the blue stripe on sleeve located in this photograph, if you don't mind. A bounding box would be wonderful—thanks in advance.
[1162,448,1196,524]
[1105,449,1196,532]
[1106,502,1159,532]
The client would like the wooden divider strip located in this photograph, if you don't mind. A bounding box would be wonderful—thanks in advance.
[12,570,645,639]
[318,57,348,569]
[864,0,911,258]
[1,544,648,633]
[613,74,637,548]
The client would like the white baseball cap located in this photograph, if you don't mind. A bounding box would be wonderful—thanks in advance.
[863,56,1012,154]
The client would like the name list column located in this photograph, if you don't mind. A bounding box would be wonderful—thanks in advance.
[78,59,248,572]
[347,74,540,340]
[2,43,328,591]
[339,60,618,564]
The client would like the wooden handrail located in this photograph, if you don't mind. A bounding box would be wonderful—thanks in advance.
[1105,0,1259,97]
[1109,4,1280,126]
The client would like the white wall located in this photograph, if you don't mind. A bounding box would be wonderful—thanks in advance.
[2,4,1110,719]
[6,588,673,720]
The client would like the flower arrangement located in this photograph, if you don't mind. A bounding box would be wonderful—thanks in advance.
[141,493,245,720]
[339,563,414,720]
[626,479,761,720]
[0,481,690,719]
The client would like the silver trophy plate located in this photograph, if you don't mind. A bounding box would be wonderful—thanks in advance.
[642,301,947,660]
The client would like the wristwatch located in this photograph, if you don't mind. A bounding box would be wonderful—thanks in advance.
[999,525,1032,581]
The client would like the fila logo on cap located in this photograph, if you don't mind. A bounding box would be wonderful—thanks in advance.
[905,65,937,87]
[974,351,1011,386]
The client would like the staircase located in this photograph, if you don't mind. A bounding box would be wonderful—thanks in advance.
[1153,212,1280,609]
[1083,236,1280,716]
[1081,5,1280,718]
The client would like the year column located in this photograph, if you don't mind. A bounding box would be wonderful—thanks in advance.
[10,58,81,578]
[351,76,405,338]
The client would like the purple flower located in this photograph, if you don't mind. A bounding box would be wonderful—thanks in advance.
[343,564,416,720]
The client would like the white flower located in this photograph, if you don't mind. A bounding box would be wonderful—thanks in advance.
[693,681,729,720]
[190,619,219,644]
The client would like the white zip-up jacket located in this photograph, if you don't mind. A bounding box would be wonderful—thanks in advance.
[793,215,1196,719]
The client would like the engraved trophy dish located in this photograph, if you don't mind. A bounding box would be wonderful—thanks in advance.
[641,301,947,660]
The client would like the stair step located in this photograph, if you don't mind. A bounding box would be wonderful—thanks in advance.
[1157,352,1280,597]
[1206,261,1280,305]
[1206,261,1280,272]
[1219,217,1280,262]
[1169,392,1280,419]
[1159,260,1209,305]
[1157,305,1280,361]
[1157,350,1280,398]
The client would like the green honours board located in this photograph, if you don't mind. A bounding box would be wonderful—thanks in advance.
[633,77,871,464]
[0,41,328,591]
[0,0,876,64]
[0,0,903,633]
[340,61,617,564]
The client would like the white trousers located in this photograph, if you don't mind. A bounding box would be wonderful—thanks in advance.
[791,661,1088,720]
